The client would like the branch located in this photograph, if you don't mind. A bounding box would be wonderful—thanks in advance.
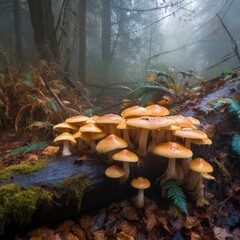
[216,12,240,64]
[111,0,185,12]
[132,1,192,33]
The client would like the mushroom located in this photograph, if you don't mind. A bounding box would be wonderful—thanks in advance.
[65,115,89,127]
[112,149,138,180]
[54,132,76,156]
[53,122,78,133]
[95,114,123,135]
[146,104,169,116]
[96,134,128,158]
[126,116,174,156]
[173,128,208,175]
[121,105,151,118]
[131,177,151,208]
[153,141,193,184]
[105,165,125,178]
[184,157,213,196]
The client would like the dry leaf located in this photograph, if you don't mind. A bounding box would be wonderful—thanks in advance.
[213,227,232,240]
[185,216,200,229]
[158,217,170,233]
[143,214,157,231]
[93,229,106,240]
[43,146,60,156]
[190,231,201,240]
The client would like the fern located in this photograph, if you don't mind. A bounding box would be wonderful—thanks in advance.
[230,133,240,160]
[8,142,49,157]
[161,180,188,214]
[224,98,240,119]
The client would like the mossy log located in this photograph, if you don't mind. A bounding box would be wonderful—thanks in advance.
[1,77,239,238]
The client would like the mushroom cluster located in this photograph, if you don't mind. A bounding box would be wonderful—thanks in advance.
[53,104,214,207]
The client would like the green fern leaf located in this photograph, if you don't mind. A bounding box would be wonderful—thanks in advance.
[8,142,49,157]
[231,133,240,159]
[161,180,188,214]
[224,98,240,119]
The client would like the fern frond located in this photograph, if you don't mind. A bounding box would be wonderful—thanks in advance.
[230,133,240,159]
[224,98,240,119]
[8,142,49,157]
[161,180,188,214]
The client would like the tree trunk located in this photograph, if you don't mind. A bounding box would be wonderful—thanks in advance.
[101,0,111,63]
[27,0,59,61]
[78,0,86,84]
[13,0,23,61]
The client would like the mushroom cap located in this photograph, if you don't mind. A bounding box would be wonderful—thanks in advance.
[126,116,174,130]
[146,104,169,116]
[65,115,89,124]
[90,132,107,140]
[131,177,151,189]
[202,172,215,180]
[116,119,135,130]
[105,165,125,178]
[167,115,192,127]
[121,106,151,117]
[95,114,123,124]
[161,124,181,131]
[54,132,76,144]
[86,115,100,124]
[173,128,207,139]
[53,122,78,132]
[187,116,201,125]
[153,141,193,158]
[190,138,212,145]
[96,134,128,153]
[73,131,91,142]
[189,158,213,173]
[79,123,103,133]
[112,149,139,162]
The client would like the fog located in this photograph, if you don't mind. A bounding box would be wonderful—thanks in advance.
[0,0,239,87]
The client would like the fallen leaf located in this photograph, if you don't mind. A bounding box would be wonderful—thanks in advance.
[184,216,200,229]
[190,231,201,240]
[158,217,170,233]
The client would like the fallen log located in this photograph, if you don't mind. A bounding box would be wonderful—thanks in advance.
[0,76,239,238]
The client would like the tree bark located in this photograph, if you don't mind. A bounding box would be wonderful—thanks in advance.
[78,0,86,84]
[13,0,23,61]
[27,0,59,61]
[101,0,111,63]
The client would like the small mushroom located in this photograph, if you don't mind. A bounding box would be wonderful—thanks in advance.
[54,132,76,156]
[105,165,125,178]
[131,177,151,208]
[112,149,138,181]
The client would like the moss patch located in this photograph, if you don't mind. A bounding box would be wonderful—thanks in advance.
[0,159,48,181]
[0,183,53,234]
[58,173,91,212]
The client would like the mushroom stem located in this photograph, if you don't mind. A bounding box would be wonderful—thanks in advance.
[182,139,192,175]
[62,140,72,156]
[135,189,145,208]
[160,158,176,184]
[123,130,134,150]
[122,162,130,180]
[89,140,96,153]
[137,128,149,156]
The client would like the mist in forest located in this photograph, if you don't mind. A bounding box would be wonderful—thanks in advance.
[0,0,239,88]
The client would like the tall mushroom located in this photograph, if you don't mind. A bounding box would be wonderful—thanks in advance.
[127,116,174,156]
[153,141,193,184]
[131,177,151,208]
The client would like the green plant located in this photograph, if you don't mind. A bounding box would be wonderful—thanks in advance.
[161,180,188,214]
[230,133,240,161]
[126,80,174,106]
[8,141,49,157]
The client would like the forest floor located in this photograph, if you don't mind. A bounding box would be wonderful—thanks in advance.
[0,73,240,239]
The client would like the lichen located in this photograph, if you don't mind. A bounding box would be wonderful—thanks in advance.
[58,173,91,212]
[0,159,48,181]
[0,183,53,234]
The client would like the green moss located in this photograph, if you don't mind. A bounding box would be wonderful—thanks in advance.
[58,173,91,212]
[0,183,53,234]
[0,159,48,181]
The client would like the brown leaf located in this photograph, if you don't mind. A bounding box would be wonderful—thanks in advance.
[213,227,232,240]
[184,216,201,229]
[143,214,157,232]
[93,229,106,240]
[120,206,139,221]
[190,231,201,240]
